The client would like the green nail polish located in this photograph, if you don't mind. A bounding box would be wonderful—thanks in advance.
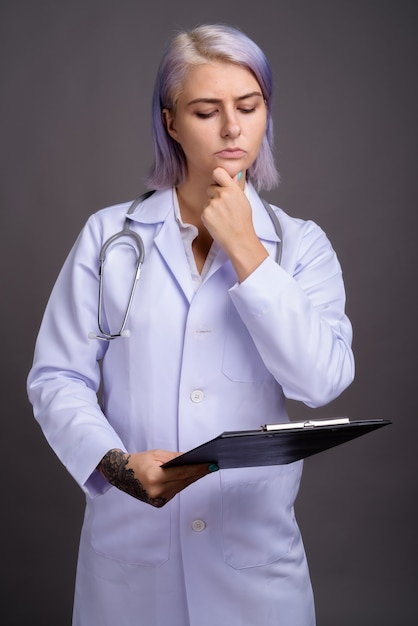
[237,171,243,181]
[208,463,219,472]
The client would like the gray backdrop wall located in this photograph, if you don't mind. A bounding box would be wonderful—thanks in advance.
[2,1,417,624]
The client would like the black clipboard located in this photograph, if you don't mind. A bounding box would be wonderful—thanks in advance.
[162,418,391,469]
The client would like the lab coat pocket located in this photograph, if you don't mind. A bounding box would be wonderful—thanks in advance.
[220,463,302,569]
[91,486,171,566]
[222,302,269,382]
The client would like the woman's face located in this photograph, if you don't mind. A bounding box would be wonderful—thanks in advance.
[164,61,267,184]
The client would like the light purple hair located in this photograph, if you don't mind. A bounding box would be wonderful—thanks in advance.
[146,24,279,191]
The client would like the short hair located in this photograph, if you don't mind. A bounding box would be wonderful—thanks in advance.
[146,24,279,192]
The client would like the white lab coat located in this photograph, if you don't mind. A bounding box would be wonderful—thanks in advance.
[27,184,354,626]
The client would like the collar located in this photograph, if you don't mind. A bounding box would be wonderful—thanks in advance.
[246,184,281,244]
[125,188,173,224]
[125,183,280,245]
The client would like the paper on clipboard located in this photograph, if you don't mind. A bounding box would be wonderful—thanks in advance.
[262,417,350,431]
[162,418,391,469]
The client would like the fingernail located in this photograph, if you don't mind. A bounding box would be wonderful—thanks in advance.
[208,463,219,473]
[237,171,243,182]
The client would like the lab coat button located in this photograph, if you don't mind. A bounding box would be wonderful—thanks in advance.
[190,389,204,403]
[192,519,206,532]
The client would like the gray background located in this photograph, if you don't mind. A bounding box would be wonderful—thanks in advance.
[2,0,417,624]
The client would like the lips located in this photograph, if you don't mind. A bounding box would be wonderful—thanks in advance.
[215,148,246,159]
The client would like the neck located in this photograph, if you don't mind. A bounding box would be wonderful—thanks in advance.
[175,179,209,226]
[175,178,214,273]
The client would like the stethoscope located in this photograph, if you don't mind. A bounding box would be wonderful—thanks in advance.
[89,191,283,341]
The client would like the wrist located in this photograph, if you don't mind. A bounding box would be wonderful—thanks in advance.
[228,240,268,283]
[97,448,128,482]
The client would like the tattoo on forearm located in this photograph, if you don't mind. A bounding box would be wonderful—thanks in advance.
[98,449,167,508]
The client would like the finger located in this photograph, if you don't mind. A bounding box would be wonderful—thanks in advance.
[154,464,216,503]
[151,449,184,464]
[212,167,234,187]
[161,463,218,491]
[168,463,219,494]
[166,462,217,481]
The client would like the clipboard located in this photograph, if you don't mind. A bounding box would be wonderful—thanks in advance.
[162,418,391,469]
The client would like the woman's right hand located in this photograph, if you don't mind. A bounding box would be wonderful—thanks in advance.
[97,448,216,508]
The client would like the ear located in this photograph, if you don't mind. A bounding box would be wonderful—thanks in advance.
[162,108,179,141]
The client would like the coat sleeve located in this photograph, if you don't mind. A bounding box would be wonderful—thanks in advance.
[228,217,354,407]
[27,214,127,497]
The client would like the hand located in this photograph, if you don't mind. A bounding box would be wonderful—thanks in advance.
[98,449,216,508]
[201,168,268,281]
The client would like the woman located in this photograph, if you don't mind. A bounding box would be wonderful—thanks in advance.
[27,24,354,626]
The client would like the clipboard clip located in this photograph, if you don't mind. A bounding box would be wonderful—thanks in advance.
[261,417,350,432]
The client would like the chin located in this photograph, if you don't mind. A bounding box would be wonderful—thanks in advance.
[220,164,244,179]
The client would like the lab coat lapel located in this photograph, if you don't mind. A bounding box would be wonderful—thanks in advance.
[127,189,195,303]
[204,246,229,281]
[153,216,196,303]
[248,186,281,247]
[127,185,280,298]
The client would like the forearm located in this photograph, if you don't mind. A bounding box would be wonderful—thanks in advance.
[225,234,269,283]
[229,256,354,406]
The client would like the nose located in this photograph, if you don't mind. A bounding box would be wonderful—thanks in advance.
[221,111,241,138]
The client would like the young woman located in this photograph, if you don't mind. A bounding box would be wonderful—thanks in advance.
[28,24,354,626]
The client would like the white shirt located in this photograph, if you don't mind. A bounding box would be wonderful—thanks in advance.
[173,187,220,289]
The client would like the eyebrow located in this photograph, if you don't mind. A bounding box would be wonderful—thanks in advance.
[186,91,263,106]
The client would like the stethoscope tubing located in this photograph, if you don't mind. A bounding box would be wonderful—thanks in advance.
[90,191,282,341]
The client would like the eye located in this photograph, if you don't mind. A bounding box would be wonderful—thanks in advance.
[195,110,217,119]
[239,107,256,114]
